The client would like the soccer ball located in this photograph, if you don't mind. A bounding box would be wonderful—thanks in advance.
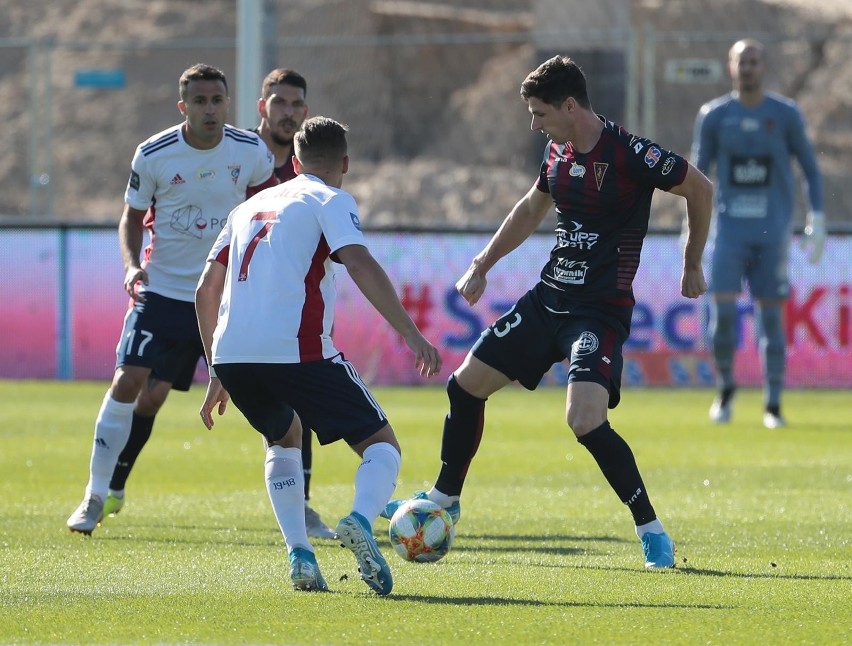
[388,498,455,563]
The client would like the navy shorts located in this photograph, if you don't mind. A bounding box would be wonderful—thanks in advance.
[710,233,790,299]
[216,354,388,445]
[471,283,629,409]
[115,292,205,391]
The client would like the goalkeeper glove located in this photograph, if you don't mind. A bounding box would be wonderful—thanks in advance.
[800,211,825,264]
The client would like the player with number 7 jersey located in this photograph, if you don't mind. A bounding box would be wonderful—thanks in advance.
[209,173,364,363]
[196,116,441,594]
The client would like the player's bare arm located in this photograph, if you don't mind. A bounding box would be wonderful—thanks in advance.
[335,244,442,378]
[195,259,230,428]
[457,183,551,306]
[118,205,150,301]
[668,164,713,299]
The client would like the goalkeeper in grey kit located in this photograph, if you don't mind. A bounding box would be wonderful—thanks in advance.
[691,38,825,428]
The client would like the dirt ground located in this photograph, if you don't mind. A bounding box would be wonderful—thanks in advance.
[2,0,850,230]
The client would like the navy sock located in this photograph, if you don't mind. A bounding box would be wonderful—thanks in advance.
[577,421,657,526]
[434,375,486,497]
[109,413,155,490]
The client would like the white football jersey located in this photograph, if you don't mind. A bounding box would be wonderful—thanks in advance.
[125,124,275,302]
[209,173,366,364]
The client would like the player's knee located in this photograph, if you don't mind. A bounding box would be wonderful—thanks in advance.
[134,388,168,416]
[565,403,606,437]
[110,367,148,403]
[710,300,737,343]
[447,373,478,406]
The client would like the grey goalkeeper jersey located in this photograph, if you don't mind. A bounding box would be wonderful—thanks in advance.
[692,91,823,244]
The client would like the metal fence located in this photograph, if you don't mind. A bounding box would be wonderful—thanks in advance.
[3,18,850,230]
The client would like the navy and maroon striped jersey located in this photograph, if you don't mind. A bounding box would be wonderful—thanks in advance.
[535,117,688,305]
[251,128,297,183]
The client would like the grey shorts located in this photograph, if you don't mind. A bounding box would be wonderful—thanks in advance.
[710,235,790,299]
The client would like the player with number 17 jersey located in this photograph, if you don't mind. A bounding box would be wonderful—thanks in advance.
[125,124,276,302]
[208,173,365,364]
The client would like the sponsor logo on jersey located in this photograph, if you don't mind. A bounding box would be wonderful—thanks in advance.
[556,223,598,250]
[169,173,185,185]
[661,157,676,175]
[569,162,586,178]
[741,117,760,132]
[198,169,216,180]
[228,164,242,184]
[594,162,608,190]
[573,331,599,356]
[644,146,661,168]
[170,205,205,239]
[129,170,140,191]
[553,259,588,284]
[350,212,361,230]
[730,156,771,187]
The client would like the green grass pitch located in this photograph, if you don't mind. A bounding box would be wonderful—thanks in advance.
[0,380,850,645]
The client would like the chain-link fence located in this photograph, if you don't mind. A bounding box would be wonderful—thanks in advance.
[3,0,851,230]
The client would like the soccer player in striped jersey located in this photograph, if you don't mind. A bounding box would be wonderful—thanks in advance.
[251,68,336,540]
[384,55,713,570]
[66,64,277,535]
[692,39,825,429]
[254,68,307,184]
[195,116,442,594]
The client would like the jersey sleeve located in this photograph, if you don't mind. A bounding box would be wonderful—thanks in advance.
[317,192,367,253]
[626,134,689,191]
[787,103,824,212]
[124,145,157,211]
[535,142,554,193]
[208,210,234,266]
[691,103,717,175]
[247,139,277,189]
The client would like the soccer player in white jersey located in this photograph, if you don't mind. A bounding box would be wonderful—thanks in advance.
[66,64,277,535]
[195,116,442,594]
[692,40,825,428]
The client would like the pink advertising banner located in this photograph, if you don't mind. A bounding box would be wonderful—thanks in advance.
[0,229,849,387]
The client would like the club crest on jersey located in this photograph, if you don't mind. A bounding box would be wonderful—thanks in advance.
[644,146,661,168]
[593,162,608,190]
[229,164,242,184]
[350,212,361,230]
[569,162,586,178]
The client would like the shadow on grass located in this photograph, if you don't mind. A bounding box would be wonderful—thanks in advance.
[384,594,731,610]
[675,565,852,581]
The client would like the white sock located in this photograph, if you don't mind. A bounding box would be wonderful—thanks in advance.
[635,519,665,538]
[108,489,125,499]
[427,488,460,509]
[265,446,311,553]
[351,443,401,526]
[85,393,135,500]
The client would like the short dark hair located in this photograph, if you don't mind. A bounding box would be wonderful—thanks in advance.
[179,64,228,100]
[520,55,591,109]
[294,117,348,166]
[261,68,307,99]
